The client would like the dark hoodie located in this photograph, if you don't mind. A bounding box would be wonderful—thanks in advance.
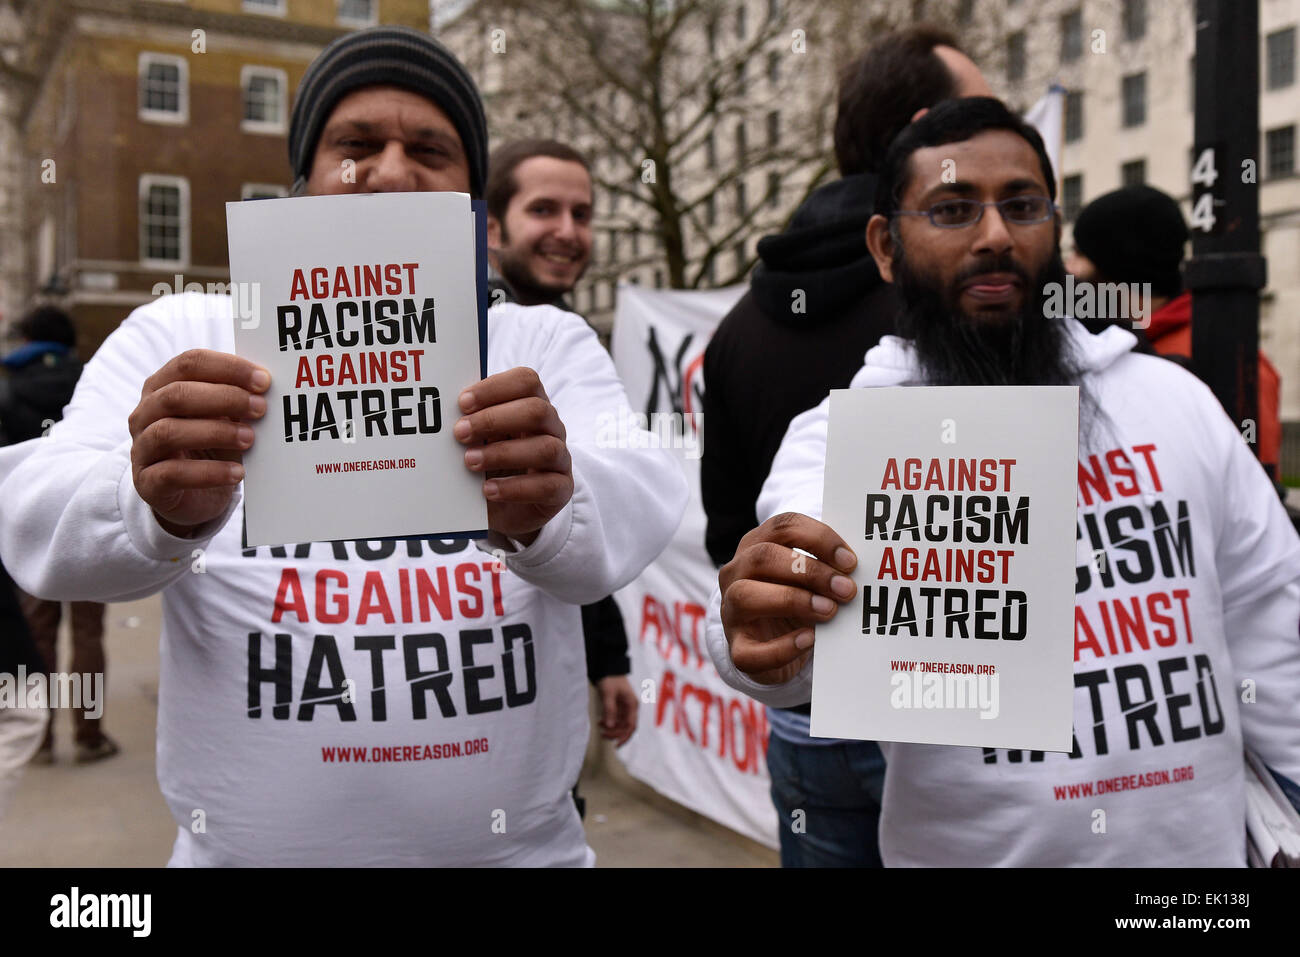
[702,173,899,566]
[0,341,83,446]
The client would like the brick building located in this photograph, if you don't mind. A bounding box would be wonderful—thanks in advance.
[1,0,428,358]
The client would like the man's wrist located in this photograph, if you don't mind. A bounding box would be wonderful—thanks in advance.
[152,510,202,539]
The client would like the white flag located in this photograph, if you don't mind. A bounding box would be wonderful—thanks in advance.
[1024,84,1066,189]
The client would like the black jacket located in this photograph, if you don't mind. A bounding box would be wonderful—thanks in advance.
[0,558,44,676]
[0,342,83,445]
[702,173,899,566]
[486,271,631,683]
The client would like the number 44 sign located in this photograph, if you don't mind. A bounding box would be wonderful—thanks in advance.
[1189,145,1225,235]
[812,386,1079,752]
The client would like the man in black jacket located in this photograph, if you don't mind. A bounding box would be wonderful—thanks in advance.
[701,26,990,867]
[0,306,115,764]
[485,139,639,767]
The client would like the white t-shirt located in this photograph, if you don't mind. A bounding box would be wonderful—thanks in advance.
[708,321,1300,866]
[0,293,687,866]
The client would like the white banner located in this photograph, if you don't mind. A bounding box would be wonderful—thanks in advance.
[609,283,779,849]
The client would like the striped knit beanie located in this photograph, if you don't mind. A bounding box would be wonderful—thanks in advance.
[289,25,488,197]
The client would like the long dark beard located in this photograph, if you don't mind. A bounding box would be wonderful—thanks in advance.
[892,245,1079,388]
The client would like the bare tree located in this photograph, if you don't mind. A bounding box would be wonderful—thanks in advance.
[444,0,1003,291]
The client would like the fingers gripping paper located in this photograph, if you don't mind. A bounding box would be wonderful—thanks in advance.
[814,386,1079,751]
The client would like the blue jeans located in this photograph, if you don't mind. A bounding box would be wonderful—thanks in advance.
[766,734,886,867]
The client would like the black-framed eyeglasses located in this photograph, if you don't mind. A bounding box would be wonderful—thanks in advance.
[895,195,1056,228]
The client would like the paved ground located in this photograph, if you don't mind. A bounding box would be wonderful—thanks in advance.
[0,594,776,868]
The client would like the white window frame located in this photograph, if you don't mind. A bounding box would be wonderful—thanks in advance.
[337,0,378,27]
[138,53,188,125]
[241,182,289,200]
[139,174,190,270]
[243,0,287,16]
[240,66,288,136]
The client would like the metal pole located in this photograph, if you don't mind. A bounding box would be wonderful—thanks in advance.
[1187,0,1267,475]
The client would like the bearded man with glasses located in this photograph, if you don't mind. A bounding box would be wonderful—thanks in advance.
[705,97,1300,866]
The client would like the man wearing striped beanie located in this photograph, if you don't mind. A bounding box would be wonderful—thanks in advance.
[288,25,489,198]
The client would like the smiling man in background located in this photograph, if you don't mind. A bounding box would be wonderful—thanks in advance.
[485,140,639,814]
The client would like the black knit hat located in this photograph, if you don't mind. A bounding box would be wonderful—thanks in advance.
[288,25,488,198]
[1071,185,1188,297]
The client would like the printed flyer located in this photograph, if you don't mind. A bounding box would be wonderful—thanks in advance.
[227,191,488,546]
[813,386,1079,751]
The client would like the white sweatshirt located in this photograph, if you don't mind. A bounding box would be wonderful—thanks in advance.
[707,320,1300,866]
[0,292,687,866]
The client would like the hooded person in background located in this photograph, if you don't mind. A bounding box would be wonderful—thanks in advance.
[1067,185,1282,481]
[701,24,991,869]
[484,140,638,763]
[0,26,686,867]
[708,97,1300,866]
[0,307,114,764]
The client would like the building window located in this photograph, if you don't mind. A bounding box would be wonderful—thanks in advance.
[139,175,189,267]
[609,230,618,261]
[337,0,377,26]
[241,183,288,200]
[653,269,664,288]
[735,121,746,162]
[1061,10,1083,63]
[1266,27,1296,90]
[1122,72,1146,127]
[766,110,780,147]
[1120,159,1146,186]
[1007,32,1026,83]
[735,60,746,96]
[1266,125,1296,178]
[242,66,288,135]
[607,281,617,309]
[735,180,747,216]
[706,131,716,167]
[735,2,747,39]
[768,0,780,17]
[706,18,717,55]
[138,53,187,124]
[631,227,640,257]
[705,193,716,227]
[735,241,746,274]
[1064,90,1084,142]
[768,51,780,85]
[1062,173,1083,222]
[243,0,286,14]
[1122,0,1145,42]
[767,170,780,208]
[957,0,974,25]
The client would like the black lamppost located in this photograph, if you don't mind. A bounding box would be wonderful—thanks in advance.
[1187,0,1268,477]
